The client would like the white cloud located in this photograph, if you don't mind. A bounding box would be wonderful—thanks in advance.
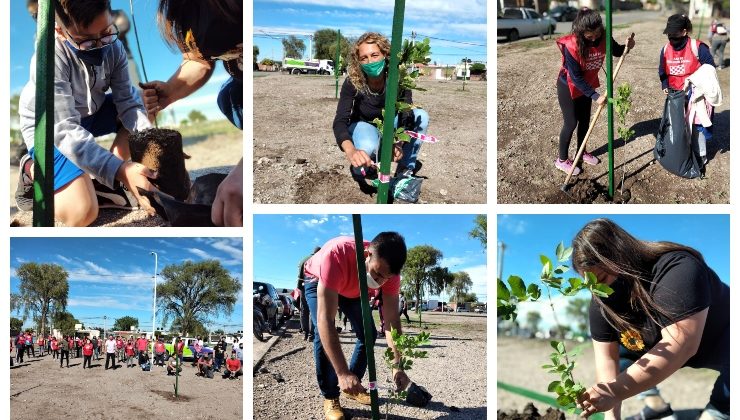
[68,296,149,311]
[211,239,243,260]
[56,254,73,263]
[498,215,527,235]
[187,248,217,260]
[459,264,487,302]
[16,257,27,264]
[83,261,112,276]
[440,256,469,268]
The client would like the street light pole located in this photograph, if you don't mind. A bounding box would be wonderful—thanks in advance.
[150,251,158,371]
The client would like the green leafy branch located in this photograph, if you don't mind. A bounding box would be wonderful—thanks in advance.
[615,82,635,194]
[497,242,614,412]
[382,328,430,419]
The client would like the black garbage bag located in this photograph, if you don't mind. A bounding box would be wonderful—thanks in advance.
[654,89,703,179]
[372,176,423,203]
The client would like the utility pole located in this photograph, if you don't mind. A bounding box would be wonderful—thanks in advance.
[150,251,158,371]
[497,241,506,280]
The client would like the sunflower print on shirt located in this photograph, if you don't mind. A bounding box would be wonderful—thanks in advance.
[620,329,645,351]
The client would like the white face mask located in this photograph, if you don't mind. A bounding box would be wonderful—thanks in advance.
[365,272,381,289]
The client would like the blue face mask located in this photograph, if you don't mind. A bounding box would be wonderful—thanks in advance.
[65,41,111,66]
[361,59,386,78]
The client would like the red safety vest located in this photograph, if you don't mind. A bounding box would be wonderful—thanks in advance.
[663,38,701,91]
[556,34,606,98]
[155,342,165,353]
[83,343,93,356]
[51,340,59,350]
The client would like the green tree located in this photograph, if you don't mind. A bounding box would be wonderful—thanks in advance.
[157,260,241,338]
[401,245,444,324]
[10,317,24,335]
[469,215,487,249]
[180,119,189,126]
[526,311,542,334]
[313,28,350,63]
[15,263,69,336]
[53,311,80,336]
[112,316,139,332]
[450,271,473,305]
[565,298,591,336]
[282,35,306,58]
[469,63,486,75]
[253,44,259,65]
[188,110,207,123]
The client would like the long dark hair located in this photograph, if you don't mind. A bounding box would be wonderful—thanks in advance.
[157,0,240,52]
[571,8,604,63]
[571,218,703,334]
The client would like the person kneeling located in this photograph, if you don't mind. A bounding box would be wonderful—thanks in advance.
[222,350,242,380]
[197,353,214,379]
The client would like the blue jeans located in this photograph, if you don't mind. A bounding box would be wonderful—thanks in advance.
[217,77,243,130]
[348,108,429,175]
[304,279,377,399]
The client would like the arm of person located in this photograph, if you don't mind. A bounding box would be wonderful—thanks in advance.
[697,42,716,67]
[382,292,411,390]
[333,80,373,168]
[109,42,151,133]
[658,48,669,92]
[211,158,243,227]
[591,340,621,420]
[140,54,215,118]
[317,282,366,394]
[579,309,708,417]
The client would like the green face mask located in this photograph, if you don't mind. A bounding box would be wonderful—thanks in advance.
[361,59,386,78]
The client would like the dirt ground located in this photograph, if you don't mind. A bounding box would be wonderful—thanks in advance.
[497,336,719,418]
[253,74,487,204]
[10,348,243,419]
[497,17,731,204]
[8,132,241,227]
[253,312,487,419]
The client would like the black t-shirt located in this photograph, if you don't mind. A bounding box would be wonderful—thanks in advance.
[332,78,413,149]
[589,250,729,368]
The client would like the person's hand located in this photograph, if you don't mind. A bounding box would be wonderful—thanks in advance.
[626,36,636,51]
[346,147,374,169]
[212,160,243,227]
[577,383,620,418]
[338,372,366,395]
[663,88,669,95]
[393,368,411,391]
[392,142,404,162]
[596,95,606,106]
[115,161,158,215]
[139,81,174,120]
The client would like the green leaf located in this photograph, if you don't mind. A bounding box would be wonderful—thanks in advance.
[594,283,614,296]
[556,394,571,407]
[541,260,552,279]
[568,277,583,290]
[585,271,597,285]
[507,275,527,300]
[550,340,560,351]
[553,265,569,275]
[540,255,552,267]
[555,242,564,260]
[541,364,554,370]
[559,246,573,262]
[547,380,560,392]
[526,283,541,301]
[497,279,510,301]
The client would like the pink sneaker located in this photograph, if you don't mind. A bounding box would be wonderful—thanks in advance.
[581,152,600,166]
[555,159,581,175]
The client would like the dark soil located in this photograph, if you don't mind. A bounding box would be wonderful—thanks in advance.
[498,403,566,420]
[130,128,191,201]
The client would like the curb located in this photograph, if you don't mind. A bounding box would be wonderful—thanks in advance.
[252,321,289,372]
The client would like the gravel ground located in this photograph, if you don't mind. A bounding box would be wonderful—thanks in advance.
[253,73,487,204]
[253,312,487,419]
[10,349,243,419]
[497,17,730,204]
[497,336,719,418]
[9,132,241,227]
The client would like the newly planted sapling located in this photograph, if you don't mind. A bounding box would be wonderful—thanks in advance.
[382,327,430,419]
[615,82,635,193]
[497,242,614,412]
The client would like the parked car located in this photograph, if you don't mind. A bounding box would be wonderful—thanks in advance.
[253,281,284,330]
[498,7,557,42]
[545,5,578,22]
[278,295,296,320]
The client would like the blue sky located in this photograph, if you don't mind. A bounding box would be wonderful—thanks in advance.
[254,0,487,65]
[10,0,234,121]
[497,214,730,330]
[10,237,243,333]
[254,214,488,302]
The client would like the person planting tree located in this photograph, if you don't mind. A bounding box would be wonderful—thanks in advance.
[302,232,415,420]
[570,219,729,420]
[554,8,635,176]
[333,32,429,191]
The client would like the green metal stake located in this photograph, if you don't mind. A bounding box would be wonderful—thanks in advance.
[335,29,341,98]
[33,0,55,226]
[605,0,614,199]
[352,214,381,420]
[376,0,406,204]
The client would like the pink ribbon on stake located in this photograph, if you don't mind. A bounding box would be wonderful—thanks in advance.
[405,130,439,143]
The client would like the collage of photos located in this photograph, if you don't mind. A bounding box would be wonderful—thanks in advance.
[2,0,734,419]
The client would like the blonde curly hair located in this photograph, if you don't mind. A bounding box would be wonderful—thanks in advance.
[348,32,391,94]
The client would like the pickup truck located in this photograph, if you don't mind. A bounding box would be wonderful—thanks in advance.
[498,7,557,42]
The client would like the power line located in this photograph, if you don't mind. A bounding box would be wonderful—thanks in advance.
[410,33,487,47]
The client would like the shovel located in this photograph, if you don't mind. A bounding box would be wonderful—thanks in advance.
[561,33,635,192]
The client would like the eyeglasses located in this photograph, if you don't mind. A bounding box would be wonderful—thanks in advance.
[64,24,119,51]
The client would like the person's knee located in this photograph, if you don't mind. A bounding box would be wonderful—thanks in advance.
[413,109,430,130]
[351,122,380,154]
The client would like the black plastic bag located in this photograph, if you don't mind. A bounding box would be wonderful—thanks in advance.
[654,89,703,179]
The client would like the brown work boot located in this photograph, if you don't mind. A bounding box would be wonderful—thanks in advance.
[323,398,344,420]
[342,391,372,405]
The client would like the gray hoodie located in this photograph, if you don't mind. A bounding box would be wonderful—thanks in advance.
[19,37,151,188]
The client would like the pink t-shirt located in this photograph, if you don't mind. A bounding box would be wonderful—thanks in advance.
[303,236,401,298]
